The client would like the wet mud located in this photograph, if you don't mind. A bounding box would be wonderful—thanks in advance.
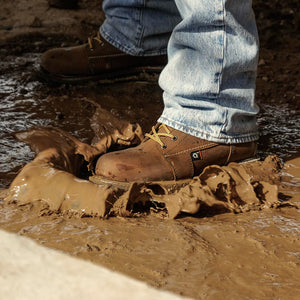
[0,0,300,299]
[2,122,292,220]
[1,163,300,299]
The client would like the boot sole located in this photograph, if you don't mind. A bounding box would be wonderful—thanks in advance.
[89,175,192,193]
[89,157,260,192]
[36,65,163,85]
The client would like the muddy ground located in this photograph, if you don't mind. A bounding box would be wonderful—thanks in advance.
[0,0,300,299]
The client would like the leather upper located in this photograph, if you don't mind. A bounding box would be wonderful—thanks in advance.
[95,125,257,182]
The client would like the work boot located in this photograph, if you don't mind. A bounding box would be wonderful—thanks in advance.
[39,33,167,83]
[94,124,257,184]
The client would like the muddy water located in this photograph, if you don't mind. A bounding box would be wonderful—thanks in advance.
[1,180,300,299]
[0,53,162,188]
[0,50,299,189]
[0,47,300,300]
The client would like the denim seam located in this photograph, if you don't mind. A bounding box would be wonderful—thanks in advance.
[134,1,144,49]
[136,0,146,49]
[218,0,228,137]
[216,18,224,95]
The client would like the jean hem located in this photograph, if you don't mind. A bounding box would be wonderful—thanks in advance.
[100,25,168,57]
[158,116,259,144]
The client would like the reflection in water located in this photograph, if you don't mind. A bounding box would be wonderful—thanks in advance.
[258,103,300,159]
[0,51,299,300]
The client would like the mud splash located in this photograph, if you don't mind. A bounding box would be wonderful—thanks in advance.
[3,105,290,219]
[1,158,300,300]
[1,1,300,298]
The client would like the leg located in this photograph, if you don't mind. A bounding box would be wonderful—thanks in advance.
[39,0,181,83]
[101,0,181,56]
[96,0,259,183]
[159,0,259,143]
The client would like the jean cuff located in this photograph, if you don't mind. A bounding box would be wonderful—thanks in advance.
[158,115,259,144]
[100,24,168,57]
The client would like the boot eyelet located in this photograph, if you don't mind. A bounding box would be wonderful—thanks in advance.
[172,136,177,141]
[161,144,167,149]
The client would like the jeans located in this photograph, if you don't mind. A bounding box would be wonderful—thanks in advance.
[100,0,259,144]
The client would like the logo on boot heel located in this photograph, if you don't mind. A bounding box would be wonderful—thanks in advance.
[191,150,203,161]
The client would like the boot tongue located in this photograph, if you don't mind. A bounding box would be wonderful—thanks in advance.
[157,123,165,132]
[155,124,172,141]
[157,123,172,134]
[156,124,177,145]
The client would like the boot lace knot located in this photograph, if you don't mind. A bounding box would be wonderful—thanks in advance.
[145,124,177,149]
[88,32,103,50]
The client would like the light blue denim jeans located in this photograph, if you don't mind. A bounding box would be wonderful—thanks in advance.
[100,0,259,144]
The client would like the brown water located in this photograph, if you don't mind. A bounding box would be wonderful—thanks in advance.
[1,176,300,299]
[0,50,299,189]
[0,52,163,187]
[1,27,300,300]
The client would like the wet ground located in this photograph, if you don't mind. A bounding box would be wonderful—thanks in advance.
[0,53,163,187]
[0,0,300,299]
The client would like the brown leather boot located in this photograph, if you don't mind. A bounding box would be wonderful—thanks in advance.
[39,33,167,83]
[94,124,257,185]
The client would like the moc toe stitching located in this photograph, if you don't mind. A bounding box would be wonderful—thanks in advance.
[89,53,128,59]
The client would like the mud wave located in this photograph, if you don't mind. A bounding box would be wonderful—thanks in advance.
[3,107,290,219]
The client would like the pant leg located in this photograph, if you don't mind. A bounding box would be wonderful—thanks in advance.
[100,0,181,56]
[158,0,259,143]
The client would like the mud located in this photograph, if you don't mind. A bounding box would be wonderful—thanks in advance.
[2,121,289,219]
[1,160,300,299]
[0,0,300,299]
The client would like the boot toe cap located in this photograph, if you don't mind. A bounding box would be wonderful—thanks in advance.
[95,149,153,182]
[40,48,62,74]
[95,152,129,181]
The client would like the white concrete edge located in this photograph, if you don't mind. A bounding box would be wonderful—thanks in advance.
[0,229,188,300]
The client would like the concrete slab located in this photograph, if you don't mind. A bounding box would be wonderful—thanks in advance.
[0,230,186,300]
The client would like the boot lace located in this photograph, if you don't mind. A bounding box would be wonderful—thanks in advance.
[88,32,103,50]
[145,124,177,149]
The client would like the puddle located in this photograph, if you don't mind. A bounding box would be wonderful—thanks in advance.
[0,7,300,299]
[0,53,163,188]
[0,50,299,189]
[272,215,300,234]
